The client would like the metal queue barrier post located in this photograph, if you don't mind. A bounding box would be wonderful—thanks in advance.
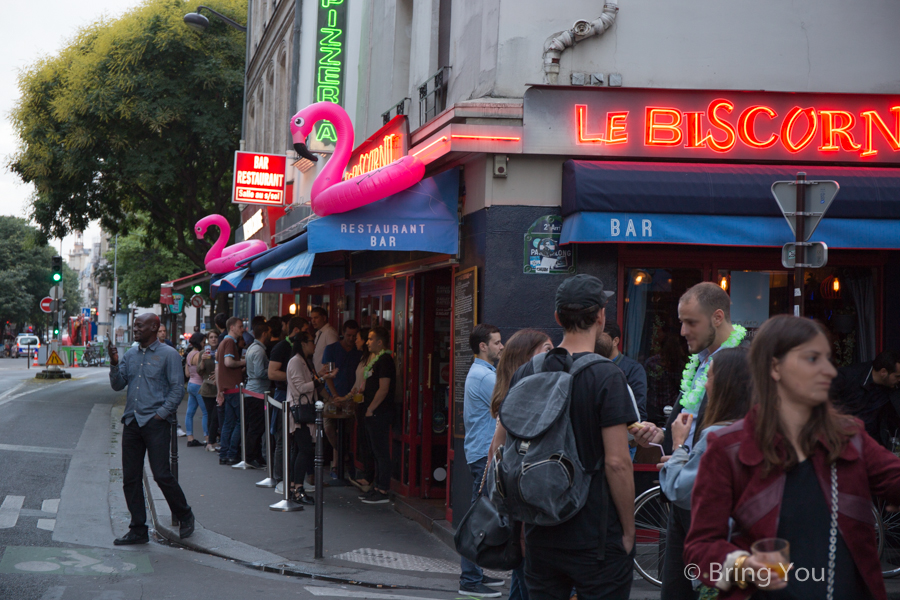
[314,400,324,558]
[232,383,252,470]
[256,392,278,488]
[270,396,303,512]
[170,421,179,526]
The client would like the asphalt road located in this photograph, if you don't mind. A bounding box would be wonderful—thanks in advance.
[0,360,471,600]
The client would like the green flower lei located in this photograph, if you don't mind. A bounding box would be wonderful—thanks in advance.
[679,324,747,413]
[364,349,390,379]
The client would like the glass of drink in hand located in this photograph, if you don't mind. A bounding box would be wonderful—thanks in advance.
[751,538,791,581]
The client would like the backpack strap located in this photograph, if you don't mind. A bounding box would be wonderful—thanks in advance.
[531,352,548,373]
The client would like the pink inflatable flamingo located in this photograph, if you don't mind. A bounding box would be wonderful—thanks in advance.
[290,102,426,216]
[194,214,268,274]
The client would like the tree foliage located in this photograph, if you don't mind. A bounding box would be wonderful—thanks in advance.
[100,231,196,308]
[9,0,246,270]
[0,216,83,330]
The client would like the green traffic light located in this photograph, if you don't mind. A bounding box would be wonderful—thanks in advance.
[192,284,202,294]
[52,273,62,282]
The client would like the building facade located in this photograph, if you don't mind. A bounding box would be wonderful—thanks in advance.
[235,0,900,520]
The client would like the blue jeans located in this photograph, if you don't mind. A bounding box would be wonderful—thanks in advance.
[186,383,208,437]
[510,565,530,600]
[460,456,488,587]
[218,393,241,460]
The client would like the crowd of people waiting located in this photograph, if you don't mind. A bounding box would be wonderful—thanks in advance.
[177,308,397,508]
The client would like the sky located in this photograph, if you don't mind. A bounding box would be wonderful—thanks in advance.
[0,0,141,258]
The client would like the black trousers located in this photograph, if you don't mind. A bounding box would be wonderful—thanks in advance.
[524,540,635,600]
[290,425,313,486]
[201,396,219,444]
[122,418,191,533]
[661,505,698,600]
[244,396,266,463]
[364,411,392,491]
[355,404,372,481]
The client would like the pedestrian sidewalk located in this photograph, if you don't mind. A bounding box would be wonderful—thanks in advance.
[140,402,498,594]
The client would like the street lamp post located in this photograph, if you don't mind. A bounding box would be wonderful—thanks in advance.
[183,4,252,151]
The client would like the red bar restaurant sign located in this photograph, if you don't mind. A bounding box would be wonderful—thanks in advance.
[232,151,287,205]
[523,86,900,164]
[343,115,410,181]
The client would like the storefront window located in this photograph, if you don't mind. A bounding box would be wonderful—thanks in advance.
[623,268,701,425]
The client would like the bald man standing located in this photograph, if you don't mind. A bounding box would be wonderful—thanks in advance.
[109,312,194,545]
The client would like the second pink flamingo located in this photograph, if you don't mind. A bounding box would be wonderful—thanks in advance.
[194,214,268,273]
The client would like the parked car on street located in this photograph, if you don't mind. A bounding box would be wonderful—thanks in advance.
[15,334,40,357]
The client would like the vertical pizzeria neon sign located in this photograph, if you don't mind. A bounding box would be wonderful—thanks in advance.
[311,0,347,152]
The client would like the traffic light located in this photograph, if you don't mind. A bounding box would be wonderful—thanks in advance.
[53,325,60,336]
[116,297,122,312]
[192,284,203,294]
[51,256,63,283]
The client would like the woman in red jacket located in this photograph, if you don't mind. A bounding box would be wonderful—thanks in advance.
[685,315,900,600]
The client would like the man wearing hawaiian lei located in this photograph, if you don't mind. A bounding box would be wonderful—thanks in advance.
[632,281,747,600]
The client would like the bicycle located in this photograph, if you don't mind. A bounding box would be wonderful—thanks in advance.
[632,485,895,587]
[79,342,107,367]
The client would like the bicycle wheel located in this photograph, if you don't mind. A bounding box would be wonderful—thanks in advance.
[876,499,900,577]
[634,485,669,587]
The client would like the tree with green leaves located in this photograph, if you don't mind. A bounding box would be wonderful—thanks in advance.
[9,0,246,270]
[0,216,83,334]
[98,232,196,308]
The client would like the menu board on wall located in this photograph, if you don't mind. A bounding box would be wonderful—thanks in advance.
[452,267,478,439]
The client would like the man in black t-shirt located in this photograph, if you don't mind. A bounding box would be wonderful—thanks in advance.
[359,326,396,505]
[514,275,637,600]
[266,317,306,485]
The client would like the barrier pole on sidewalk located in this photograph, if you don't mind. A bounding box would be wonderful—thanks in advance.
[232,383,251,469]
[170,421,179,526]
[270,398,302,512]
[314,400,324,558]
[256,392,278,488]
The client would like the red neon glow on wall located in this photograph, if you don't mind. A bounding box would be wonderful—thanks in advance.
[738,106,778,149]
[780,107,818,153]
[645,108,683,146]
[576,105,628,144]
[411,136,449,157]
[576,105,604,143]
[818,110,862,152]
[450,135,521,141]
[861,107,900,157]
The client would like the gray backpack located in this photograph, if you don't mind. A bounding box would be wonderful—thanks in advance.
[494,352,612,526]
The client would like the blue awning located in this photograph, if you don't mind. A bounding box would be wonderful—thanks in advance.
[307,169,459,254]
[561,160,900,248]
[251,251,315,292]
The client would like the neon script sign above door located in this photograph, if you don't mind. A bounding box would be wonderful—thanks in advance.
[342,115,410,181]
[523,86,900,164]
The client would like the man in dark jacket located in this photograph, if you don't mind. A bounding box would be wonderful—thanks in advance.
[605,321,648,421]
[831,350,900,448]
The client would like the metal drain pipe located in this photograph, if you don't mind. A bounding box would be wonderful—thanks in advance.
[542,1,619,84]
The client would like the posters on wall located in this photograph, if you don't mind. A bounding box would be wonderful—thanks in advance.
[524,215,576,275]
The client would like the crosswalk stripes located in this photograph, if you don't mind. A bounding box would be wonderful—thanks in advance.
[0,495,60,530]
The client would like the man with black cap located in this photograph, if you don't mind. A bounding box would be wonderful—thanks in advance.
[507,274,638,600]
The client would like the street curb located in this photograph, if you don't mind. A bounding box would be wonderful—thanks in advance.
[141,465,455,591]
[391,495,456,551]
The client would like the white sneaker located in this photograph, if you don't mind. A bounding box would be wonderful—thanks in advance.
[275,482,284,494]
[177,428,187,437]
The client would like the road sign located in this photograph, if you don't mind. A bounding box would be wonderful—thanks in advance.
[81,307,90,318]
[48,285,63,299]
[771,180,839,241]
[40,297,53,313]
[46,351,65,366]
[190,294,204,309]
[782,242,828,268]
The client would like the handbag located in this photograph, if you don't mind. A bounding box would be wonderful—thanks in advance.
[290,392,317,424]
[453,458,523,570]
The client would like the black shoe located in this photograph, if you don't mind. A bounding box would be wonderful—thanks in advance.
[482,575,504,587]
[179,512,195,539]
[292,488,315,505]
[246,459,264,469]
[219,458,230,465]
[223,458,239,465]
[114,530,149,546]
[186,439,203,447]
[458,583,501,598]
[358,488,376,500]
[361,490,390,505]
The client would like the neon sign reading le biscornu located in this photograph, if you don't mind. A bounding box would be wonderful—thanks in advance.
[576,101,900,157]
[343,135,399,181]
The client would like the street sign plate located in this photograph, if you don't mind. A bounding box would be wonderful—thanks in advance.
[46,351,65,366]
[190,294,204,308]
[48,285,63,300]
[782,242,828,269]
[40,297,52,313]
[771,180,839,241]
[81,307,90,318]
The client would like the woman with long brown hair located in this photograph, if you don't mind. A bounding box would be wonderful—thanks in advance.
[483,328,552,600]
[685,315,900,600]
